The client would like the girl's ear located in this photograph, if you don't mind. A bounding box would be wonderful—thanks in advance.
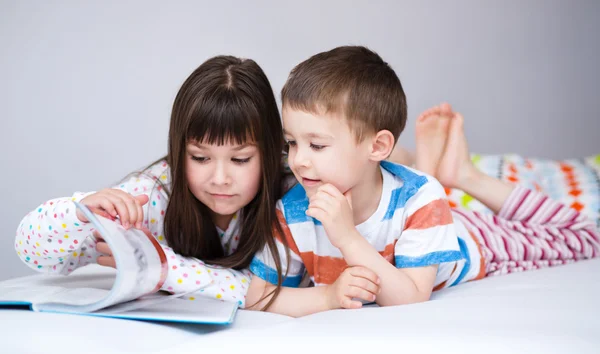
[369,130,395,162]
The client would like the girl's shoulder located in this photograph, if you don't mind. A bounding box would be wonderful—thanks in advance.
[116,159,172,195]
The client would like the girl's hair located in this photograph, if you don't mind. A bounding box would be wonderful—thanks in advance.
[143,56,289,308]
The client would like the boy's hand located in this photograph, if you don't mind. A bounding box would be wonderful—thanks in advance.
[325,266,380,310]
[306,184,359,249]
[77,189,149,229]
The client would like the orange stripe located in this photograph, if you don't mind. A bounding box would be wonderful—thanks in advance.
[302,241,398,285]
[404,199,453,231]
[467,230,487,280]
[308,253,348,285]
[274,209,301,257]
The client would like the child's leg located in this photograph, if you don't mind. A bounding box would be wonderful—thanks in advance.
[412,102,454,176]
[434,112,514,214]
[415,105,600,275]
[453,187,600,276]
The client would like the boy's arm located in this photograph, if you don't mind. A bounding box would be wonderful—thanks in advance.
[308,181,459,307]
[339,235,437,306]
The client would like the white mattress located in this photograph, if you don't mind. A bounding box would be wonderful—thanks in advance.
[1,259,599,354]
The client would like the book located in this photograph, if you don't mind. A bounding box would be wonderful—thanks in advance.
[0,202,238,325]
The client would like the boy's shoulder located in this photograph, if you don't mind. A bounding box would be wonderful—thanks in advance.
[277,184,316,226]
[379,161,447,214]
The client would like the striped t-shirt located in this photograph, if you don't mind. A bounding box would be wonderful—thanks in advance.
[250,161,484,290]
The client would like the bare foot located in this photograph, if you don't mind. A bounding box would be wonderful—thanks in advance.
[436,112,479,189]
[415,103,454,175]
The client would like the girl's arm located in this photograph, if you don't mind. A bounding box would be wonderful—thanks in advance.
[14,163,170,275]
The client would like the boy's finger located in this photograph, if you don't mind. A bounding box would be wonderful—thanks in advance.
[317,184,344,199]
[349,266,380,284]
[305,207,326,221]
[341,296,363,309]
[347,286,377,302]
[350,277,380,295]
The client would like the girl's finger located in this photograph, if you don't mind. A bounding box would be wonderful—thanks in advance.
[96,242,113,256]
[97,256,116,268]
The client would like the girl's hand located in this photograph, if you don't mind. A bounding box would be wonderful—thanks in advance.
[96,241,116,268]
[76,189,149,229]
[94,227,153,269]
[325,266,380,310]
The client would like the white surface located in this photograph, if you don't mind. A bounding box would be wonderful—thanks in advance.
[1,260,599,354]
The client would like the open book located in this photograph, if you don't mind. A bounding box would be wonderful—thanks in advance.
[0,202,238,325]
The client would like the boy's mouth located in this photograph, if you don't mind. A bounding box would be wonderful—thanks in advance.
[301,177,321,187]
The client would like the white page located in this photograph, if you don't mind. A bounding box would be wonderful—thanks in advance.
[93,295,238,324]
[32,203,170,313]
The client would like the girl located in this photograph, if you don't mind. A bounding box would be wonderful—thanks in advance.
[14,55,291,307]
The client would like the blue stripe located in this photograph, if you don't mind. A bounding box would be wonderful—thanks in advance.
[380,161,429,220]
[249,257,303,287]
[281,183,321,225]
[395,250,463,268]
[450,237,471,287]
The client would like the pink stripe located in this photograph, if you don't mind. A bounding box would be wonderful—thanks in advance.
[523,196,548,222]
[541,204,564,224]
[473,212,513,262]
[494,216,528,261]
[454,210,499,263]
[506,189,531,220]
[531,227,560,261]
[581,229,599,258]
[561,229,581,259]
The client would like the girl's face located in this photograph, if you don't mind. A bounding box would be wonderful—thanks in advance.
[185,139,262,230]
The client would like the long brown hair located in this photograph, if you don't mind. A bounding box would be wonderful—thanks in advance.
[139,56,288,289]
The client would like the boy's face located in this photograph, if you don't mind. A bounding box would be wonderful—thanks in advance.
[282,106,373,197]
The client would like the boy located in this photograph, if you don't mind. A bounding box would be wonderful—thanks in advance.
[245,46,599,317]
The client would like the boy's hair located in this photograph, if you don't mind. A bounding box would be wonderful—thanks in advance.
[281,45,407,142]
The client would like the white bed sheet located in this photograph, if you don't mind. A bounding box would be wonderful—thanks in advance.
[1,259,599,354]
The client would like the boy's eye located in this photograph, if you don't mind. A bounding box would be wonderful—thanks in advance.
[310,143,326,151]
[232,157,252,164]
[191,156,209,163]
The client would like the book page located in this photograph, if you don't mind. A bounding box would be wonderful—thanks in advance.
[94,293,238,324]
[33,203,169,313]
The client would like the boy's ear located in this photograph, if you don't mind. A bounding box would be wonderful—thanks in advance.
[369,130,395,162]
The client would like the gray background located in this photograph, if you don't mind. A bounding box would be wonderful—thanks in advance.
[1,0,599,280]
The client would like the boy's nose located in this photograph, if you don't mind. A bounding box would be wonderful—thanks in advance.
[292,149,311,169]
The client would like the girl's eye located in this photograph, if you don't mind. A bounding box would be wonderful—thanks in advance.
[191,156,209,163]
[232,157,252,164]
[286,140,297,147]
[310,143,326,151]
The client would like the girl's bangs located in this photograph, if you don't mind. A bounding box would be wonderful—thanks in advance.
[187,88,259,146]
